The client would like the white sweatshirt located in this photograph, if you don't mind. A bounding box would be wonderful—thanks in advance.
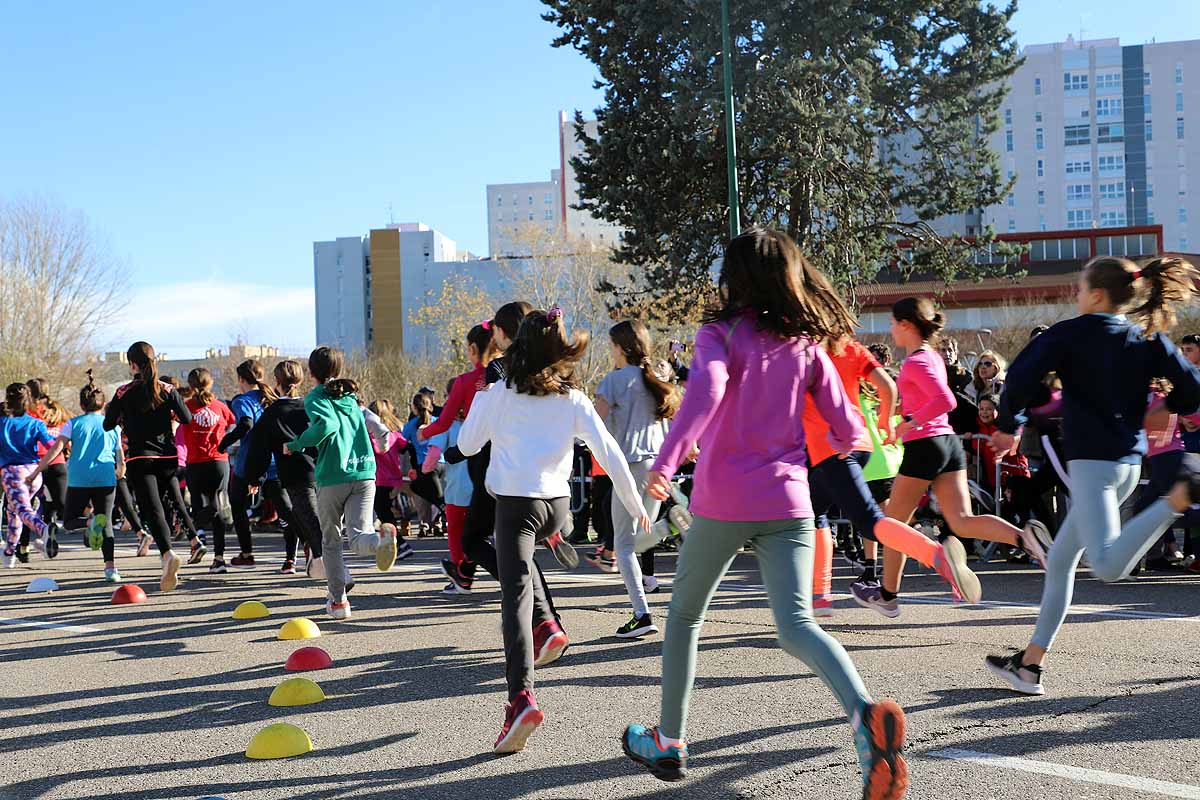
[458,382,647,521]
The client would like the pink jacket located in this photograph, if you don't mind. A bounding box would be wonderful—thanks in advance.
[373,430,410,488]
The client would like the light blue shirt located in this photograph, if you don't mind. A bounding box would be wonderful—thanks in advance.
[426,420,472,507]
[62,413,120,488]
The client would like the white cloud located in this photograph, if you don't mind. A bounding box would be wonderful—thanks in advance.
[100,281,315,359]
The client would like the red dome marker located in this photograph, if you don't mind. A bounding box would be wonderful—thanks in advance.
[285,646,333,672]
[111,584,147,605]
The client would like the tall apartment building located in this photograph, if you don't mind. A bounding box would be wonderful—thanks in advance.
[486,113,625,257]
[314,223,460,354]
[987,35,1200,251]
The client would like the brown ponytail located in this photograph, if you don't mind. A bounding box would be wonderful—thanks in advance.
[79,369,106,413]
[308,347,359,400]
[127,341,164,410]
[609,320,680,420]
[273,360,304,398]
[236,359,278,407]
[410,393,434,426]
[891,297,946,341]
[1085,256,1199,336]
[187,368,216,406]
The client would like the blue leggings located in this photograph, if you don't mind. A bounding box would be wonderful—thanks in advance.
[1031,460,1179,650]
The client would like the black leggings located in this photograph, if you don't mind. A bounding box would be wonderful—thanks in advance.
[230,472,254,554]
[64,486,116,561]
[115,478,143,533]
[40,463,68,524]
[125,459,178,555]
[261,479,298,560]
[187,460,230,555]
[159,472,197,541]
[285,482,323,559]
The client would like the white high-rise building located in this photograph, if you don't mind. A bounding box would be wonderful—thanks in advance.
[986,35,1200,251]
[313,236,370,355]
[559,113,625,247]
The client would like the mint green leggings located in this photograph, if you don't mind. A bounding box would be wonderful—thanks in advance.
[660,515,872,739]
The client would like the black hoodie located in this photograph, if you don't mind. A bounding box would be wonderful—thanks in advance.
[242,396,317,486]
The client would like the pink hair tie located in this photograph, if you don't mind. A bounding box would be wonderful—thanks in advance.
[546,305,563,322]
[481,320,491,331]
[1131,270,1142,280]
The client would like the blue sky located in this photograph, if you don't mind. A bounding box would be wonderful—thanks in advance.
[3,1,1199,356]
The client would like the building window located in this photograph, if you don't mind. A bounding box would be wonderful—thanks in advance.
[1064,124,1089,146]
[1036,159,1044,178]
[1007,192,1015,207]
[1097,98,1123,117]
[1100,181,1125,200]
[1005,130,1013,151]
[1035,111,1043,123]
[1183,237,1191,250]
[1177,91,1185,113]
[1064,72,1088,92]
[1100,211,1127,227]
[1180,207,1189,224]
[1067,209,1093,229]
[1145,70,1152,86]
[545,193,553,204]
[1035,76,1042,95]
[1177,63,1184,85]
[1148,209,1156,223]
[1039,216,1047,231]
[528,195,534,205]
[1096,72,1121,90]
[1008,219,1017,233]
[1038,189,1046,206]
[1036,128,1045,150]
[1147,183,1155,199]
[1097,123,1124,144]
[1067,184,1092,202]
[1099,155,1124,174]
[497,196,503,206]
[1178,117,1186,139]
[528,212,535,221]
[1004,108,1012,126]
[1066,159,1092,175]
[1147,120,1154,141]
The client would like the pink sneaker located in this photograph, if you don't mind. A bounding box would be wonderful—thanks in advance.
[493,689,544,754]
[813,595,833,618]
[532,620,569,667]
[933,536,981,604]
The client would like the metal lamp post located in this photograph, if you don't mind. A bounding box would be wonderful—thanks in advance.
[721,0,741,238]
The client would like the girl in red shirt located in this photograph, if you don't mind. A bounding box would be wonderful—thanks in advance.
[181,368,235,567]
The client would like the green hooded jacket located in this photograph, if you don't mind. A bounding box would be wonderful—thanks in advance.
[287,385,376,487]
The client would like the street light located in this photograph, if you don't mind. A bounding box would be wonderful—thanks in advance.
[721,0,741,239]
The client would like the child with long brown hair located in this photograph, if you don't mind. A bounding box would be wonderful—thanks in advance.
[621,228,907,800]
[179,367,234,570]
[594,319,679,638]
[986,255,1200,696]
[2,383,60,566]
[366,398,415,562]
[27,381,68,529]
[284,347,395,619]
[459,306,649,754]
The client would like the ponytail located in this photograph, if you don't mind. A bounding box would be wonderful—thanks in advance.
[127,341,164,410]
[307,347,358,400]
[1085,256,1199,336]
[187,368,216,406]
[79,369,106,413]
[411,393,434,426]
[609,320,680,420]
[273,360,304,398]
[236,360,279,407]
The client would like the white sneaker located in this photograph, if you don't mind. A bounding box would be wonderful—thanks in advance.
[326,594,352,620]
[3,552,16,568]
[160,551,182,592]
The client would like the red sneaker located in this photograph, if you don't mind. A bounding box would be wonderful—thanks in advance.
[493,689,544,754]
[533,620,569,667]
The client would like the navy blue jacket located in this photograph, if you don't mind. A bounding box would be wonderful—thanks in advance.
[997,314,1200,464]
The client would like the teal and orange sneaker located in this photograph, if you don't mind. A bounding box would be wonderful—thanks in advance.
[88,514,107,551]
[622,724,687,782]
[852,700,908,800]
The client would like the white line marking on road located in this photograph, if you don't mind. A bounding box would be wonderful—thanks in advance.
[902,596,1199,622]
[0,616,100,633]
[929,748,1200,799]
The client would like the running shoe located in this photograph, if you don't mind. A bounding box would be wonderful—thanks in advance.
[441,581,469,595]
[933,536,981,604]
[44,523,60,559]
[985,650,1045,696]
[215,490,234,527]
[87,514,105,551]
[376,523,398,571]
[493,689,544,754]
[230,553,256,569]
[188,539,207,565]
[104,566,122,583]
[3,548,15,569]
[622,725,687,782]
[852,700,908,800]
[585,550,617,573]
[326,595,352,620]
[307,555,326,581]
[616,613,658,639]
[136,533,152,557]
[15,545,29,564]
[280,559,296,575]
[1020,520,1052,568]
[814,595,834,618]
[851,583,900,619]
[396,539,415,561]
[441,557,474,592]
[532,620,569,666]
[208,558,228,574]
[546,532,579,569]
[160,551,182,592]
[642,575,660,594]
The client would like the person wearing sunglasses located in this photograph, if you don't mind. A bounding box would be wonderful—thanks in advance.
[967,350,1007,404]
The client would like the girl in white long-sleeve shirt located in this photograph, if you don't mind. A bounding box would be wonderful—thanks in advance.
[458,305,650,756]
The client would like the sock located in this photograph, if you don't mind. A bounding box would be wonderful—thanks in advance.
[880,588,898,602]
[656,729,685,748]
[859,559,877,582]
[813,526,833,599]
[873,517,940,568]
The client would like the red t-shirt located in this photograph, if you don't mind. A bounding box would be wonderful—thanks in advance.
[181,398,236,464]
[802,340,880,466]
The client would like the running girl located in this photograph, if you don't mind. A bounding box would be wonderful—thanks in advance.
[423,377,474,594]
[284,347,396,619]
[180,368,234,568]
[594,319,680,638]
[986,255,1200,695]
[2,383,61,566]
[103,342,192,592]
[620,229,908,799]
[366,398,415,561]
[458,306,649,754]
[27,371,124,580]
[854,297,1047,618]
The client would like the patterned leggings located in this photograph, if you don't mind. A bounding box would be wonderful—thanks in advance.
[3,464,47,551]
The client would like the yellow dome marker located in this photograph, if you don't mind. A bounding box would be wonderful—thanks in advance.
[268,677,326,707]
[232,600,270,619]
[245,723,314,759]
[277,617,321,640]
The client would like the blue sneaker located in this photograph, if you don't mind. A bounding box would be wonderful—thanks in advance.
[851,700,908,800]
[622,724,687,782]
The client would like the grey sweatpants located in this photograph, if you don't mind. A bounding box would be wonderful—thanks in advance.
[660,515,871,740]
[611,459,662,617]
[1031,460,1180,650]
[318,479,378,601]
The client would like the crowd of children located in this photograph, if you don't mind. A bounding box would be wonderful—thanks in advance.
[7,229,1200,800]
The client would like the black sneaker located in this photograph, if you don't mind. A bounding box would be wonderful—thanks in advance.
[208,558,228,574]
[188,540,207,565]
[15,546,30,564]
[985,650,1044,696]
[44,524,60,559]
[616,614,659,639]
[441,557,473,593]
[396,540,416,561]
